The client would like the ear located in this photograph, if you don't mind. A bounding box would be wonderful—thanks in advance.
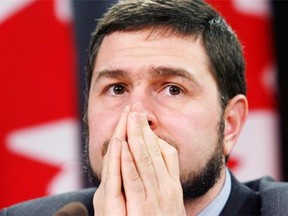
[223,94,248,157]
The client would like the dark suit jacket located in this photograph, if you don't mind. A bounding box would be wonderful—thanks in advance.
[1,174,288,216]
[221,174,288,216]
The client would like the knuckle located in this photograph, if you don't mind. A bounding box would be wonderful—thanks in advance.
[127,170,141,182]
[150,142,162,155]
[140,153,152,166]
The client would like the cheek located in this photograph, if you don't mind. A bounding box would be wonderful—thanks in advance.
[87,107,121,171]
[164,107,219,143]
[88,99,123,140]
[160,108,220,169]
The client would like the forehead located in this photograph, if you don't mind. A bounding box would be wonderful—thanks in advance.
[93,29,213,82]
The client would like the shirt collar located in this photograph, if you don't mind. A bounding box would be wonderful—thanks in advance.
[197,168,231,216]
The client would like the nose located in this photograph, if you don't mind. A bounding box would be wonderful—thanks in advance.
[146,112,158,130]
[131,101,159,130]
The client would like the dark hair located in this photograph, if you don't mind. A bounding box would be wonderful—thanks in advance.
[86,0,246,108]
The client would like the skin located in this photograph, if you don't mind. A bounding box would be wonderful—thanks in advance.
[87,29,248,215]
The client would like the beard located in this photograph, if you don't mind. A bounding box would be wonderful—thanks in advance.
[181,137,224,200]
[83,116,225,201]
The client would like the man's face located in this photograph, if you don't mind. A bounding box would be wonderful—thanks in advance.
[87,29,225,198]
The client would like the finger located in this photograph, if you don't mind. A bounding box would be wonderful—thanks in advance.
[142,124,171,182]
[127,111,158,193]
[121,140,145,202]
[94,138,126,216]
[112,105,130,140]
[105,138,123,196]
[132,102,170,182]
[93,139,121,212]
[158,139,180,182]
[102,105,129,181]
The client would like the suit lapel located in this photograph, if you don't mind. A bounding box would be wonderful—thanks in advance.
[220,173,261,215]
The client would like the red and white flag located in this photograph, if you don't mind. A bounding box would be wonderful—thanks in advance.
[0,0,81,208]
[207,0,280,181]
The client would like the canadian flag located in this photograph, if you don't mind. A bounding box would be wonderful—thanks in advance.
[0,0,81,208]
[0,0,280,209]
[207,0,280,181]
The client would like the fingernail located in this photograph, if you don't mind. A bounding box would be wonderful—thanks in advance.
[120,106,130,119]
[129,111,140,123]
[124,105,131,113]
[132,102,144,113]
[111,137,121,145]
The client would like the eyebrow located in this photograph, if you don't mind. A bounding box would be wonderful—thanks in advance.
[150,66,196,81]
[94,69,128,81]
[94,66,199,85]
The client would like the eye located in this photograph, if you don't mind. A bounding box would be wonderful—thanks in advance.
[169,85,181,95]
[106,83,127,96]
[113,84,125,94]
[163,85,182,96]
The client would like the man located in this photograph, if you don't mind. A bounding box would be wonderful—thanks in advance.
[1,0,287,215]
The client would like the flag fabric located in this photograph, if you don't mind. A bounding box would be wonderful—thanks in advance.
[207,0,280,181]
[0,0,81,208]
[0,0,281,209]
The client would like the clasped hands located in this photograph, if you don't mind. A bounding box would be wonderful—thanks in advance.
[93,102,186,216]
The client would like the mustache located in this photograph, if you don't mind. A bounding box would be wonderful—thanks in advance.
[101,139,110,157]
[101,135,178,158]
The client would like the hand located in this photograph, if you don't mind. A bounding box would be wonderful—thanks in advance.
[93,106,130,216]
[121,102,186,216]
